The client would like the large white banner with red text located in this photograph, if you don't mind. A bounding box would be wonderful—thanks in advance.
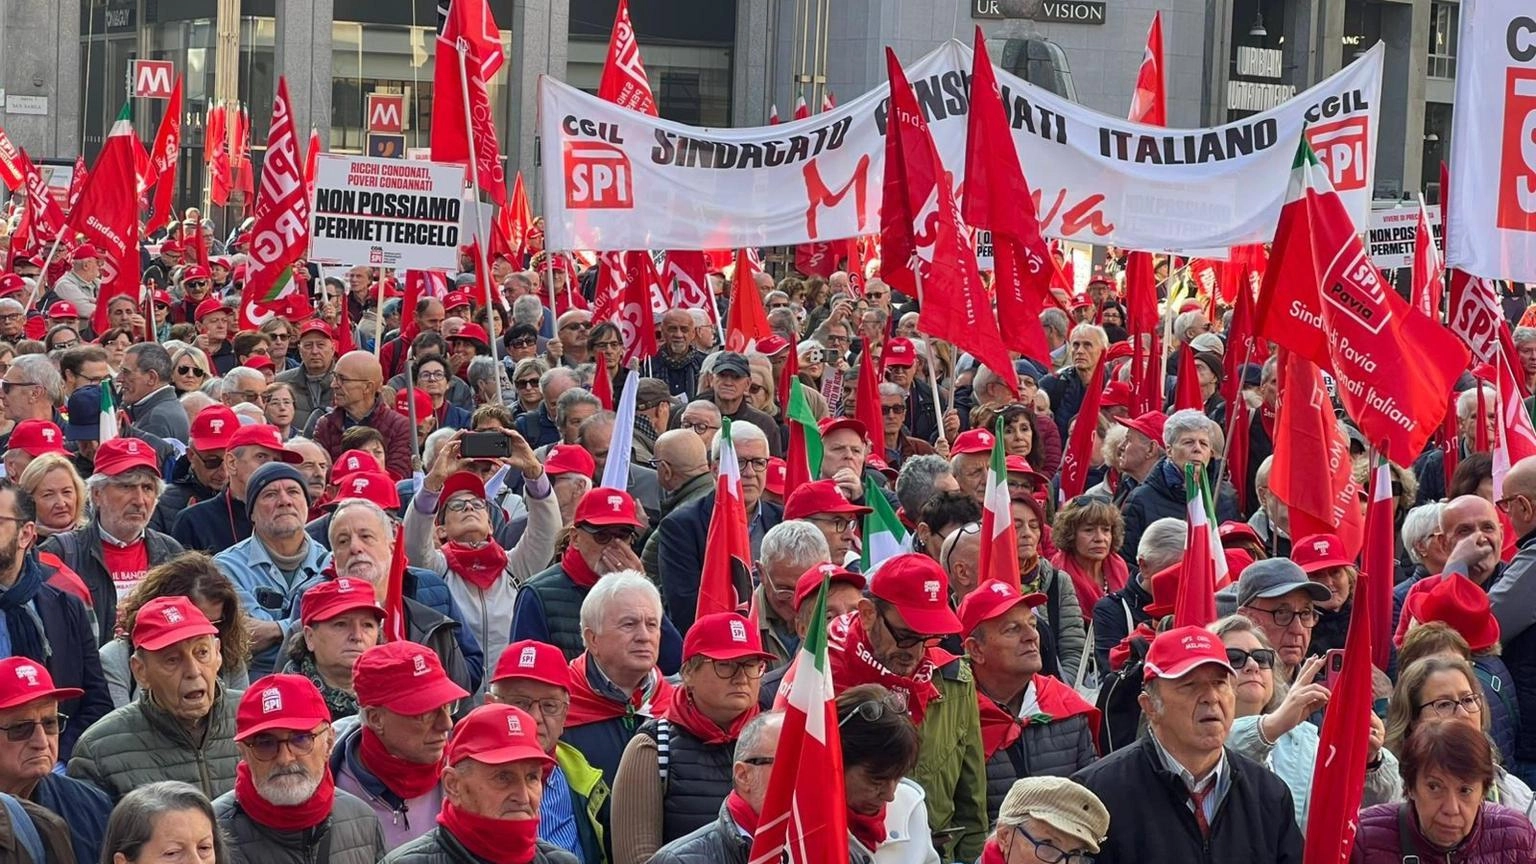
[538,40,1382,253]
[1446,0,1536,282]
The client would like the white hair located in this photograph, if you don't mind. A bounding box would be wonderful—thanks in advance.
[1163,408,1217,448]
[87,467,165,498]
[1068,323,1108,349]
[712,420,768,462]
[422,427,458,471]
[1456,386,1497,420]
[579,570,662,639]
[1137,517,1188,573]
[759,520,831,573]
[1174,310,1209,339]
[329,498,393,546]
[1402,502,1446,565]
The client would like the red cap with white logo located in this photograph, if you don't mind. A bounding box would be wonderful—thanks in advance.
[957,579,1047,637]
[491,640,569,690]
[299,577,385,625]
[331,470,401,510]
[131,596,218,651]
[353,641,470,715]
[235,674,331,741]
[951,428,996,455]
[189,405,240,452]
[573,486,642,528]
[0,657,83,709]
[793,563,867,611]
[682,612,774,662]
[6,420,68,457]
[868,554,963,635]
[330,449,382,482]
[1290,533,1355,574]
[1142,625,1235,683]
[445,704,553,767]
[92,437,160,477]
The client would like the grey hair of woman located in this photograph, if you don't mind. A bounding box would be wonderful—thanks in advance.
[1210,614,1290,713]
[100,780,233,864]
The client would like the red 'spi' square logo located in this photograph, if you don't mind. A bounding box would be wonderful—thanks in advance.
[1498,67,1536,233]
[563,140,633,210]
[369,246,384,264]
[1306,117,1371,192]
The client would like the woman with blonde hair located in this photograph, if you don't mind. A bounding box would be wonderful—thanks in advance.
[169,344,212,395]
[18,451,87,536]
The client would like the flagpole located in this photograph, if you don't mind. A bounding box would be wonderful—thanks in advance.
[912,268,948,445]
[23,228,72,314]
[373,274,386,355]
[456,38,505,406]
[543,250,558,324]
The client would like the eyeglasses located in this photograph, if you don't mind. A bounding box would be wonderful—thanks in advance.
[0,313,22,323]
[1418,693,1483,717]
[197,453,225,470]
[234,391,265,403]
[709,658,767,680]
[176,365,207,378]
[684,421,720,434]
[1011,824,1095,864]
[1225,648,1277,670]
[807,515,858,533]
[0,713,66,742]
[505,696,570,717]
[877,607,942,649]
[243,728,325,761]
[838,692,908,727]
[579,524,637,546]
[749,384,767,396]
[509,336,537,348]
[1,381,39,394]
[418,370,448,382]
[737,456,769,474]
[49,341,78,351]
[446,497,489,513]
[739,755,775,766]
[880,403,906,415]
[1241,604,1318,629]
[185,280,210,289]
[266,398,295,408]
[561,322,592,332]
[1496,494,1529,514]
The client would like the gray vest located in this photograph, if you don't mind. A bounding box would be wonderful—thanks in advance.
[635,717,736,844]
[524,564,588,660]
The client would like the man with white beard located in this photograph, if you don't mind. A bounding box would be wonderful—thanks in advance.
[214,674,386,862]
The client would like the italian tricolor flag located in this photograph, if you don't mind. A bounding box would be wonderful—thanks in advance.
[860,475,908,573]
[1174,463,1220,626]
[785,378,822,493]
[99,378,119,441]
[978,417,1022,591]
[68,102,140,336]
[747,576,850,864]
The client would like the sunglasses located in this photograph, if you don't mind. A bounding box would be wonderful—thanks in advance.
[0,713,66,742]
[881,403,906,415]
[509,336,537,348]
[197,453,225,470]
[561,322,592,332]
[515,378,541,389]
[1225,648,1276,670]
[579,524,636,546]
[177,365,207,378]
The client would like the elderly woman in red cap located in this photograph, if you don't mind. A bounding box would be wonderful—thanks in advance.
[611,612,774,864]
[1292,532,1357,656]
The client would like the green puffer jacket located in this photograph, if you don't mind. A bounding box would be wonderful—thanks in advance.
[908,659,987,863]
[67,686,242,801]
[214,787,386,864]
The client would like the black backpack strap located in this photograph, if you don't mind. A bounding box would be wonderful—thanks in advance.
[1396,803,1422,864]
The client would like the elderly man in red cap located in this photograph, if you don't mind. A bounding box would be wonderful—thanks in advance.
[69,596,239,800]
[276,319,338,425]
[825,552,987,862]
[383,703,578,864]
[171,263,215,324]
[333,641,470,850]
[40,437,185,638]
[882,335,944,445]
[215,673,385,861]
[948,427,997,503]
[151,404,238,533]
[486,640,609,862]
[958,579,1099,823]
[783,479,870,568]
[174,423,305,553]
[1111,410,1167,507]
[0,657,113,863]
[2,419,67,480]
[51,244,100,324]
[1073,625,1302,864]
[193,298,239,374]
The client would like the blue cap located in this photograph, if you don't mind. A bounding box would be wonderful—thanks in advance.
[63,385,102,442]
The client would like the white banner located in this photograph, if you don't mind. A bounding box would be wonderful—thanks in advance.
[1368,204,1441,270]
[538,40,1383,254]
[1446,0,1536,282]
[310,154,467,269]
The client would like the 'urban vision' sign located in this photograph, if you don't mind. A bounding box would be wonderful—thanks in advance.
[972,0,1107,25]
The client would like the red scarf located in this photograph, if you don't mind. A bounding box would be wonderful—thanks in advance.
[564,653,675,727]
[826,612,953,726]
[977,675,1103,759]
[980,837,1009,864]
[1049,549,1130,620]
[359,726,442,800]
[234,762,335,832]
[666,690,759,746]
[437,800,538,864]
[846,807,888,852]
[1109,621,1159,671]
[442,540,510,591]
[724,790,759,834]
[561,545,601,589]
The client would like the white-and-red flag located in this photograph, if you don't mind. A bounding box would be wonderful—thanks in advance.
[1175,463,1220,627]
[821,90,836,112]
[793,95,809,120]
[663,250,712,309]
[303,128,321,209]
[146,76,183,230]
[19,151,67,248]
[239,77,313,330]
[1412,199,1445,321]
[747,574,850,864]
[66,155,90,215]
[1128,11,1166,125]
[698,418,754,621]
[880,47,1017,395]
[1493,347,1536,499]
[619,250,663,364]
[963,27,1055,367]
[0,127,24,191]
[597,0,657,115]
[768,104,780,125]
[69,103,140,335]
[979,418,1023,592]
[431,0,507,205]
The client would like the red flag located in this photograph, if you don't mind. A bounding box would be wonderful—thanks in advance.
[663,251,711,309]
[725,249,772,351]
[1412,200,1445,321]
[794,242,838,278]
[1125,251,1162,415]
[618,251,661,365]
[383,526,408,643]
[304,128,321,212]
[793,95,809,120]
[1175,464,1219,628]
[5,198,30,272]
[206,104,231,206]
[592,351,614,410]
[0,127,24,191]
[1253,136,1467,459]
[232,104,254,213]
[854,345,883,451]
[1475,380,1491,453]
[962,29,1054,366]
[1128,12,1166,125]
[979,418,1023,592]
[1438,393,1461,493]
[1225,400,1252,513]
[1362,452,1395,671]
[1058,358,1106,503]
[492,171,534,266]
[431,0,508,205]
[591,252,626,324]
[19,151,67,249]
[698,420,753,621]
[336,292,356,356]
[844,237,867,294]
[1135,326,1164,419]
[597,0,657,115]
[69,103,140,335]
[66,155,88,214]
[1222,274,1259,410]
[146,76,183,231]
[1302,533,1374,863]
[1493,347,1536,498]
[879,48,1016,395]
[239,78,312,331]
[777,343,800,416]
[1270,349,1365,557]
[768,104,780,125]
[821,90,836,112]
[1174,347,1202,412]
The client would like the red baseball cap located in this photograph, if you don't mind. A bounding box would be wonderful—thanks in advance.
[1218,521,1262,548]
[298,319,335,341]
[1291,533,1355,574]
[210,256,232,270]
[765,457,787,496]
[395,387,432,418]
[189,405,240,451]
[445,704,554,768]
[817,417,867,440]
[793,563,867,611]
[951,428,996,455]
[957,578,1047,637]
[1070,293,1093,311]
[1100,380,1133,408]
[1104,342,1134,363]
[180,264,211,282]
[1400,573,1500,653]
[1003,455,1051,491]
[330,449,382,482]
[545,444,595,477]
[243,355,275,372]
[573,486,642,527]
[353,641,470,715]
[159,238,182,253]
[683,612,775,662]
[491,640,569,690]
[299,577,385,626]
[0,274,25,298]
[46,301,79,319]
[152,289,174,306]
[441,471,488,504]
[756,335,790,356]
[194,298,228,322]
[1142,563,1184,618]
[6,420,67,457]
[1142,625,1235,683]
[227,424,304,464]
[69,244,100,262]
[868,553,963,635]
[452,323,490,349]
[93,437,160,477]
[0,657,83,709]
[866,452,897,482]
[235,674,331,741]
[332,471,401,510]
[22,317,44,341]
[132,596,218,651]
[1114,410,1168,447]
[783,479,871,521]
[442,291,472,312]
[882,337,917,367]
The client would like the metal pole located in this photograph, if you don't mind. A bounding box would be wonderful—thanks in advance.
[912,267,947,444]
[456,40,505,405]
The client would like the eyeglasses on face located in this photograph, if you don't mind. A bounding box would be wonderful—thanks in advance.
[737,456,769,474]
[1241,604,1318,629]
[176,364,206,378]
[709,658,767,680]
[578,524,636,546]
[506,696,569,717]
[0,713,67,742]
[807,514,857,533]
[684,421,719,434]
[1011,824,1096,864]
[561,322,592,332]
[509,337,537,349]
[877,607,942,649]
[446,497,489,514]
[880,403,906,415]
[1418,693,1483,718]
[417,370,448,382]
[243,727,325,761]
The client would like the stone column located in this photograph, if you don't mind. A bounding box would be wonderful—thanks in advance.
[505,0,570,211]
[274,0,335,146]
[0,0,83,158]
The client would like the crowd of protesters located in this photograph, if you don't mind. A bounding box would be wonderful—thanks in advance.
[0,211,1533,864]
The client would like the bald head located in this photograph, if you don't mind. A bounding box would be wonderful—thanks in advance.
[1442,494,1503,583]
[654,428,709,492]
[334,350,383,416]
[1505,457,1536,536]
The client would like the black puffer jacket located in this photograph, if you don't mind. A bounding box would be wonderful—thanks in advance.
[648,804,749,864]
[213,787,386,864]
[1120,459,1240,560]
[382,828,577,864]
[983,714,1097,823]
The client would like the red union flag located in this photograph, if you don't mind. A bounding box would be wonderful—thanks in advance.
[0,127,24,191]
[431,0,507,205]
[619,251,662,364]
[1412,199,1445,320]
[239,78,311,330]
[1270,348,1366,557]
[147,75,183,230]
[1254,135,1467,458]
[597,0,657,115]
[663,250,711,309]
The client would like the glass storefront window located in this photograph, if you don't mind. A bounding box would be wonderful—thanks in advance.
[565,40,732,127]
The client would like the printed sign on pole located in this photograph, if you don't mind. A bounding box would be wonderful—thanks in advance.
[1367,204,1442,271]
[367,94,405,133]
[309,153,468,269]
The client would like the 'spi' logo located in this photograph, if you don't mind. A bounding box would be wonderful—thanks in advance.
[163,606,184,624]
[923,580,941,603]
[990,582,1011,596]
[519,646,538,667]
[507,713,524,735]
[412,654,429,676]
[729,620,747,642]
[13,665,39,687]
[261,687,282,713]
